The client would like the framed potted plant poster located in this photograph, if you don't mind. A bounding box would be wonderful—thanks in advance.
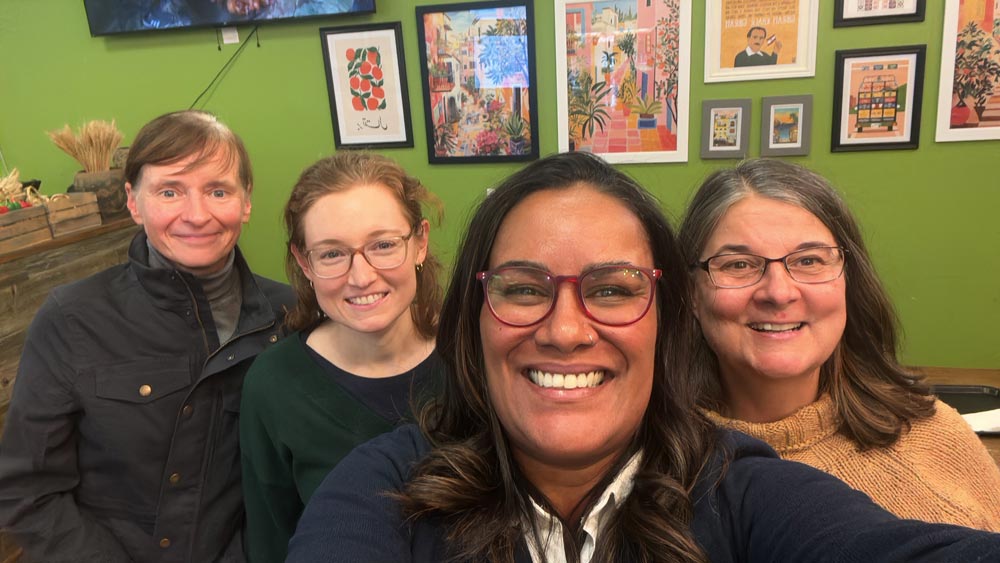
[935,0,1000,142]
[416,0,539,163]
[320,23,414,149]
[555,0,690,163]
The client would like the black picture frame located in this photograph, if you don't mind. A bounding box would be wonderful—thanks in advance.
[833,0,925,28]
[320,22,414,149]
[832,45,925,152]
[416,0,539,164]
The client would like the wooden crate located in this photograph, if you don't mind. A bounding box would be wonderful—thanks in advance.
[46,192,102,237]
[0,206,52,255]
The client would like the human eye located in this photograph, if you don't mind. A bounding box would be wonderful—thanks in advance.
[315,247,348,261]
[368,237,402,255]
[713,254,762,276]
[210,189,228,198]
[584,268,647,303]
[488,270,551,305]
[159,189,177,198]
[787,249,831,271]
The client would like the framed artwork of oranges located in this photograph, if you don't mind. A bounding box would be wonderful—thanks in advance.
[320,22,414,149]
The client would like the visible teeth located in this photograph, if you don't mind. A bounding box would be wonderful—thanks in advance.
[347,293,386,305]
[527,370,605,389]
[750,322,802,332]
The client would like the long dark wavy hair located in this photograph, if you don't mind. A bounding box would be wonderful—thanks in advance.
[397,152,716,563]
[282,152,444,337]
[678,158,934,449]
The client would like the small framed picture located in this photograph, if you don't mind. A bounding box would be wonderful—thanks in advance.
[760,95,812,156]
[704,0,819,83]
[701,99,751,159]
[834,0,925,28]
[319,22,414,149]
[832,45,925,152]
[416,0,539,164]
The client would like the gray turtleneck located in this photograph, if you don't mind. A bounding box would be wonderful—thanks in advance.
[147,242,243,347]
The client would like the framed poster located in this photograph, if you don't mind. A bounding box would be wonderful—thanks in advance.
[700,99,751,159]
[832,45,925,152]
[705,0,818,83]
[320,23,414,149]
[760,95,811,156]
[555,0,690,163]
[415,1,539,163]
[833,0,925,28]
[935,0,1000,142]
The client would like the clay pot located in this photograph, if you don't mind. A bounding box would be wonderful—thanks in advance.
[71,169,128,221]
[950,104,971,127]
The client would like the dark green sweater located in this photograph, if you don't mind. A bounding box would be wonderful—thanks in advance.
[239,331,441,563]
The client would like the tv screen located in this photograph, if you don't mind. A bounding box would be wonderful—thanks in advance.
[84,0,375,36]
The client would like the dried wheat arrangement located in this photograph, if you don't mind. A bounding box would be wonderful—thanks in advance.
[47,120,124,173]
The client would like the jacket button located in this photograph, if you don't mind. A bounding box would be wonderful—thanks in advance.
[159,537,171,549]
[181,405,193,417]
[139,384,152,397]
[169,472,181,485]
[227,354,235,361]
[269,335,278,343]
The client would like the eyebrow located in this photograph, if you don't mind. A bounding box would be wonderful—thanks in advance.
[710,241,835,255]
[311,229,409,247]
[491,259,636,272]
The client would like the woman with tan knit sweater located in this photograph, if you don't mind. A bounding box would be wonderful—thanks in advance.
[679,158,1000,531]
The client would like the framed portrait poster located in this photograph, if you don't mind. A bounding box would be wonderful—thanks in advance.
[935,0,1000,142]
[555,0,690,163]
[320,23,414,149]
[833,0,925,28]
[700,99,751,159]
[760,95,812,156]
[705,0,818,83]
[415,0,539,164]
[832,45,925,152]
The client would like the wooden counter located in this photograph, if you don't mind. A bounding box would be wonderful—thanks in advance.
[916,366,1000,467]
[0,219,138,425]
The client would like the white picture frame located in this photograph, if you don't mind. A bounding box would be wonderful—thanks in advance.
[704,0,818,83]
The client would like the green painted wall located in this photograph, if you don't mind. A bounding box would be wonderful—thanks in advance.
[1,1,997,368]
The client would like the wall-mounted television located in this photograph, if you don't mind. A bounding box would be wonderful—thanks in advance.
[84,0,375,37]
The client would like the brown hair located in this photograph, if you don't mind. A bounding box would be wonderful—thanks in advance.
[125,109,253,191]
[282,152,444,338]
[398,152,715,563]
[678,158,934,449]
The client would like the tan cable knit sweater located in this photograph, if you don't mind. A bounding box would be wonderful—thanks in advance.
[706,394,1000,531]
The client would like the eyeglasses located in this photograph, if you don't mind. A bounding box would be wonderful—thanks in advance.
[694,246,847,289]
[477,265,662,327]
[305,229,416,279]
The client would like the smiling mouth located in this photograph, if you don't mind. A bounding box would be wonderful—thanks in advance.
[748,322,803,333]
[346,292,387,306]
[527,369,606,389]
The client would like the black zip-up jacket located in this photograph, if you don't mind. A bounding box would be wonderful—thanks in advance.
[0,232,294,563]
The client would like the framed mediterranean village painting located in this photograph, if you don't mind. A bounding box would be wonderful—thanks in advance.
[555,0,690,163]
[416,1,539,163]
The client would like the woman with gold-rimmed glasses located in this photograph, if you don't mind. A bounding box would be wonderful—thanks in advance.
[239,152,445,562]
[680,158,1000,531]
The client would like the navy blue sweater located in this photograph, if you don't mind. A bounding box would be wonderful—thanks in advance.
[288,424,1000,562]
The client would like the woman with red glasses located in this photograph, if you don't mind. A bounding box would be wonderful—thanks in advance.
[288,152,1000,562]
[680,158,1000,531]
[239,152,445,562]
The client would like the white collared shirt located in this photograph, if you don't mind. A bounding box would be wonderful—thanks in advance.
[744,46,764,57]
[524,453,642,563]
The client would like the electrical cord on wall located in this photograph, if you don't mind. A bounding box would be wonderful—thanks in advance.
[189,25,261,110]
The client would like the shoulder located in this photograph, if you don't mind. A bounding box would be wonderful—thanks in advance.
[251,273,295,312]
[49,263,132,306]
[243,332,314,400]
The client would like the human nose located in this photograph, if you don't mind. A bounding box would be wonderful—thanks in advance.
[346,249,377,287]
[533,282,593,352]
[753,260,800,305]
[180,193,210,224]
